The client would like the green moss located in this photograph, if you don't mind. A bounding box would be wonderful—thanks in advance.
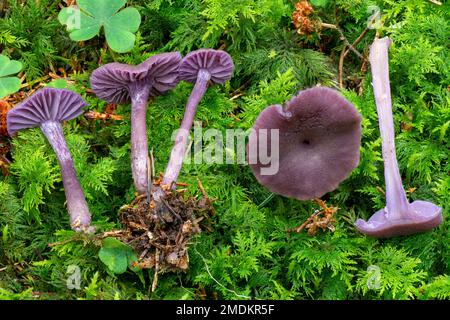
[0,0,448,300]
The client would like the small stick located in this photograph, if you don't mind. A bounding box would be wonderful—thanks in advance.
[288,210,321,233]
[139,248,149,260]
[151,249,160,292]
[161,198,183,222]
[148,149,156,210]
[98,230,124,239]
[48,238,76,247]
[197,178,207,199]
[338,48,347,89]
[321,23,364,60]
[20,75,51,89]
[338,16,374,88]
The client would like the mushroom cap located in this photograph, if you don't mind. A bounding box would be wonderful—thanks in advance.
[248,87,362,200]
[7,88,88,136]
[179,49,234,85]
[355,200,443,238]
[90,52,182,105]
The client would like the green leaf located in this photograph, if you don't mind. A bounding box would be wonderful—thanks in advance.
[106,7,141,33]
[0,78,21,99]
[98,237,132,274]
[78,0,127,20]
[58,0,141,53]
[0,55,22,98]
[0,55,22,77]
[46,79,77,91]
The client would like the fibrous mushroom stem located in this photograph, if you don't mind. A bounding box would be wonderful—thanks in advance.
[40,121,92,232]
[130,84,152,194]
[370,37,410,219]
[160,69,211,190]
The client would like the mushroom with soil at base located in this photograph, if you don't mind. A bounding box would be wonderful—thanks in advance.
[153,49,234,201]
[355,37,442,238]
[7,88,94,233]
[248,87,362,202]
[90,52,182,194]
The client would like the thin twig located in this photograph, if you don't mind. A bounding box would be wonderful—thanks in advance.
[321,23,364,60]
[338,48,347,89]
[193,246,251,300]
[20,75,51,89]
[258,193,275,209]
[151,249,160,292]
[147,153,152,203]
[48,238,74,247]
[338,17,374,88]
[230,93,244,101]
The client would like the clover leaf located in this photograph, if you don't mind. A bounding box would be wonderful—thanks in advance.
[58,0,141,53]
[98,237,139,274]
[0,55,22,99]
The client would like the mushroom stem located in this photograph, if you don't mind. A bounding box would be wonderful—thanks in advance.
[130,84,152,194]
[370,37,410,219]
[40,121,92,232]
[160,69,211,188]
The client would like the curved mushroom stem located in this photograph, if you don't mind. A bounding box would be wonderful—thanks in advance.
[130,84,152,194]
[154,69,211,200]
[370,37,410,219]
[40,121,93,233]
[355,37,442,237]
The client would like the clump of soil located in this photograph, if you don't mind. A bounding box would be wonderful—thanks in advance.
[118,180,214,274]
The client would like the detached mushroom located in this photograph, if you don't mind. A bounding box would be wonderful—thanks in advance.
[355,37,442,238]
[90,52,182,194]
[248,87,362,200]
[7,88,94,233]
[160,49,234,191]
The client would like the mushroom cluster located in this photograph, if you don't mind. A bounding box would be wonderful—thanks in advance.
[5,49,233,235]
[90,52,182,194]
[5,43,441,243]
[90,49,234,202]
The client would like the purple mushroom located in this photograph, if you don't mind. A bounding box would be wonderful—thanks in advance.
[7,88,94,233]
[355,37,442,238]
[158,49,234,193]
[248,87,362,200]
[90,52,182,194]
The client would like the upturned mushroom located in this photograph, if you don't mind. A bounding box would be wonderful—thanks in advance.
[248,87,362,200]
[355,37,442,238]
[7,88,94,233]
[90,52,182,194]
[158,49,234,195]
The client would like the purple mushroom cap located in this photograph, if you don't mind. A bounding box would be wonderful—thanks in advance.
[248,87,362,201]
[179,49,234,85]
[89,52,182,194]
[355,201,442,238]
[7,88,87,135]
[90,52,182,104]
